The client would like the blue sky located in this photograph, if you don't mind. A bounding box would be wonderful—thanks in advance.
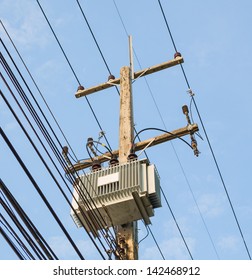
[0,0,252,260]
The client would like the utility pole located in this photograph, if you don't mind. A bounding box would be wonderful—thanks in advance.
[116,65,138,260]
[69,38,199,259]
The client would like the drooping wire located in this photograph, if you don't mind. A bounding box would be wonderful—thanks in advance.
[157,0,251,260]
[132,127,193,151]
[138,221,150,245]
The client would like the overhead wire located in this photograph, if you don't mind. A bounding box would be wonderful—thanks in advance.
[0,214,32,260]
[1,196,46,260]
[0,126,85,260]
[0,27,120,258]
[28,3,123,256]
[75,0,112,75]
[0,225,25,260]
[0,179,58,260]
[132,127,193,150]
[0,75,113,260]
[157,0,251,260]
[0,20,78,162]
[0,46,121,259]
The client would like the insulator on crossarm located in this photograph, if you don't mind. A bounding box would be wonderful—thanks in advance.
[174,52,182,59]
[77,85,85,91]
[108,74,115,81]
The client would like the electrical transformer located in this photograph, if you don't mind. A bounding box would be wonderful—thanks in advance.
[71,158,161,236]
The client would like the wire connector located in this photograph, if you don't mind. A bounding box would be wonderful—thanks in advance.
[187,88,195,97]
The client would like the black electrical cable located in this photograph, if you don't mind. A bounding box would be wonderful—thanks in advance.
[0,127,85,260]
[0,84,107,259]
[157,0,251,260]
[0,49,119,259]
[75,0,112,75]
[86,140,113,162]
[0,179,58,260]
[0,53,107,238]
[0,225,25,260]
[0,21,79,163]
[1,197,46,260]
[0,214,34,260]
[0,61,119,259]
[132,127,193,150]
[138,221,150,244]
[0,26,111,243]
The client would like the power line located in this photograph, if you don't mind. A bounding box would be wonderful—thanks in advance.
[0,214,33,260]
[75,0,112,75]
[1,179,58,260]
[0,126,85,260]
[0,34,119,248]
[0,49,121,259]
[1,197,46,260]
[0,225,25,260]
[0,20,79,162]
[157,0,251,260]
[0,78,111,259]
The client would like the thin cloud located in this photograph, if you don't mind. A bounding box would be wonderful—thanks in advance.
[217,235,239,251]
[140,237,195,260]
[1,1,50,49]
[48,235,100,260]
[194,192,226,218]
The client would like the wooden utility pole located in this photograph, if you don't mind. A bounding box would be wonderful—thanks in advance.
[70,42,199,259]
[116,66,138,260]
